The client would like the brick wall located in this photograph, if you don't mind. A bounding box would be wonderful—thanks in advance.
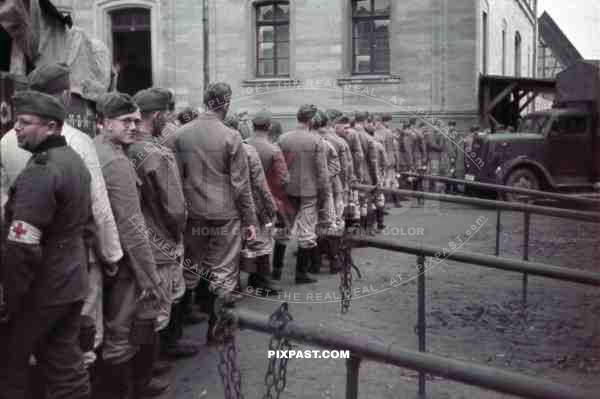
[62,0,533,131]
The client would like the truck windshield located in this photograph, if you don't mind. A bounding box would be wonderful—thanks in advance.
[517,115,549,134]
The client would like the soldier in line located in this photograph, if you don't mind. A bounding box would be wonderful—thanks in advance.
[446,120,459,194]
[275,104,332,284]
[94,92,169,398]
[128,89,200,372]
[424,124,449,193]
[373,113,397,209]
[225,113,281,295]
[353,111,380,232]
[0,90,91,398]
[366,117,388,232]
[245,111,290,283]
[313,110,344,273]
[333,114,361,228]
[0,64,124,385]
[173,82,257,345]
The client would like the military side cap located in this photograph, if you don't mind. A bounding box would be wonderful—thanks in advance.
[28,62,70,94]
[311,109,328,128]
[326,109,342,121]
[297,104,317,122]
[381,112,393,122]
[252,110,272,126]
[97,92,138,118]
[133,88,172,112]
[13,90,66,122]
[448,120,456,126]
[354,111,368,122]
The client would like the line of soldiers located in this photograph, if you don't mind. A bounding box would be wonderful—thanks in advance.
[0,62,465,399]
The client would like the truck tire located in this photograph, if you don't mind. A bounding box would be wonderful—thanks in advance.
[504,168,539,202]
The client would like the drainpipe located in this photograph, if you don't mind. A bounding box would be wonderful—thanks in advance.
[532,0,538,111]
[203,0,209,91]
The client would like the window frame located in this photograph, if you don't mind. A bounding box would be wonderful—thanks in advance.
[255,0,290,78]
[351,0,391,75]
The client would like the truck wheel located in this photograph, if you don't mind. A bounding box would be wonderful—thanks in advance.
[504,168,539,202]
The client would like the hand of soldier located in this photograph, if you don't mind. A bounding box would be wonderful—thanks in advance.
[244,224,257,241]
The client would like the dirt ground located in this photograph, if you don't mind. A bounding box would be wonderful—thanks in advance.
[162,198,600,399]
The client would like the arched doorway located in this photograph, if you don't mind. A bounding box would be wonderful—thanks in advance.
[110,7,152,95]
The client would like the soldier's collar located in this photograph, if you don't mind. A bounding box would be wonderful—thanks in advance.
[32,135,67,153]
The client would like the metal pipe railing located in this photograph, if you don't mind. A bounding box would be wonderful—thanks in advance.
[226,307,595,399]
[353,184,600,223]
[346,235,600,286]
[400,172,600,208]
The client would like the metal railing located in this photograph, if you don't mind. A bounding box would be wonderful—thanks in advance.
[353,182,600,306]
[345,234,600,398]
[224,306,595,399]
[400,172,600,208]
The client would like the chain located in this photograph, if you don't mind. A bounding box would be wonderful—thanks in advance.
[263,303,293,399]
[338,236,353,314]
[214,300,244,399]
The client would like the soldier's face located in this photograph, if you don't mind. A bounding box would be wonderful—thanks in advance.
[14,114,58,151]
[335,123,349,136]
[105,110,142,145]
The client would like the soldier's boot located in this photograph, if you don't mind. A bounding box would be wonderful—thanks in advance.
[295,247,317,284]
[375,207,385,231]
[183,289,208,324]
[308,244,323,274]
[101,360,134,399]
[272,243,286,281]
[133,336,170,398]
[248,255,282,295]
[160,303,200,360]
[205,293,219,346]
[327,238,343,274]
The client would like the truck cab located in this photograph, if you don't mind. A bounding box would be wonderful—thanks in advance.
[467,60,600,201]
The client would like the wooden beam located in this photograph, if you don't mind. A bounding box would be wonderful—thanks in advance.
[519,92,539,113]
[485,82,518,115]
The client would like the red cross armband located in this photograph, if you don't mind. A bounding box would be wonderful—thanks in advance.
[7,221,42,245]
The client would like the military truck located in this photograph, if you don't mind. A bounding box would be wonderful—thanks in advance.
[465,60,600,201]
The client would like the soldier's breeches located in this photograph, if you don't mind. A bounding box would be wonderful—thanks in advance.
[0,301,90,399]
[240,227,274,274]
[274,196,319,249]
[155,262,185,332]
[183,218,242,296]
[81,262,103,367]
[102,269,140,365]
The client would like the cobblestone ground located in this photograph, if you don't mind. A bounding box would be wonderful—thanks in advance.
[158,197,600,399]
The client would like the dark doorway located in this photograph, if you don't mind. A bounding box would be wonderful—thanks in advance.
[110,8,152,95]
[0,26,12,72]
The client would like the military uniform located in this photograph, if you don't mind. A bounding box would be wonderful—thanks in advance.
[354,114,380,230]
[425,128,450,193]
[245,118,290,282]
[0,91,91,399]
[94,94,166,399]
[275,105,332,284]
[173,110,257,296]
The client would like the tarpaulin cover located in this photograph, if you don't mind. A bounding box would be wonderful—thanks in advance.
[0,0,111,100]
[555,60,600,104]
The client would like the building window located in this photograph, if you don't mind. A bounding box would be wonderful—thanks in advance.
[514,31,522,77]
[255,1,290,77]
[110,7,153,95]
[482,11,488,74]
[352,0,391,75]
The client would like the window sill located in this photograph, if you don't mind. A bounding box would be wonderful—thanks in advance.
[337,75,402,85]
[241,78,300,87]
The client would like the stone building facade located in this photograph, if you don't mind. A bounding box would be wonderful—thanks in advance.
[53,0,536,130]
